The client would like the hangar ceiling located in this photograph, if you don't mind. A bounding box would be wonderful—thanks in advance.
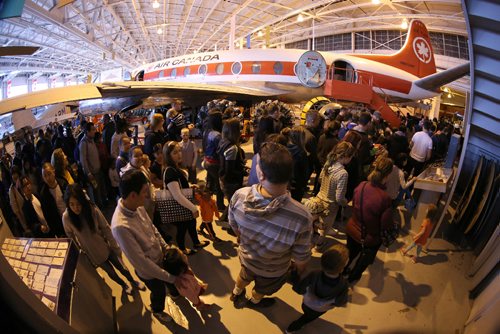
[0,0,466,81]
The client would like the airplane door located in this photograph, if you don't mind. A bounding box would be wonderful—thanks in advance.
[332,61,356,83]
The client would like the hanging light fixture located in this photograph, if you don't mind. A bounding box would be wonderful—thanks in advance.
[372,0,381,4]
[152,1,160,9]
[297,14,304,22]
[401,18,408,30]
[157,27,163,34]
[258,30,263,37]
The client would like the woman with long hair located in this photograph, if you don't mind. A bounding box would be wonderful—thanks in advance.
[342,130,363,201]
[62,183,143,294]
[51,148,77,185]
[345,156,394,283]
[217,118,246,222]
[252,115,275,154]
[163,141,209,255]
[202,110,225,210]
[316,141,356,249]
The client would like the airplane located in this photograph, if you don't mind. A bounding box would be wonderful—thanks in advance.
[0,20,469,128]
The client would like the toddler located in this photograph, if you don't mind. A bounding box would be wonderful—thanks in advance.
[163,247,209,310]
[286,244,350,333]
[400,204,437,263]
[179,127,198,184]
[195,182,222,242]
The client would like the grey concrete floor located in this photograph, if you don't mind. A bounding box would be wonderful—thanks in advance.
[100,138,473,334]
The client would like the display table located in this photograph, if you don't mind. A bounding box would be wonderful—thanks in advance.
[1,237,115,332]
[412,167,453,224]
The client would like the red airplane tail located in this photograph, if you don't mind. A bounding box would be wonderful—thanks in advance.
[355,20,436,78]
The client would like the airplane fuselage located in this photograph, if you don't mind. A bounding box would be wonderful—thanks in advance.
[133,48,438,103]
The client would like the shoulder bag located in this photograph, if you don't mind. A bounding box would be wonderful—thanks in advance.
[155,167,194,223]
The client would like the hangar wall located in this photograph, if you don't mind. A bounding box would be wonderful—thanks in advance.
[461,0,499,332]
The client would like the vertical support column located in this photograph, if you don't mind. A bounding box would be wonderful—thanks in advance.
[312,18,315,50]
[429,95,441,120]
[351,32,355,53]
[229,16,236,50]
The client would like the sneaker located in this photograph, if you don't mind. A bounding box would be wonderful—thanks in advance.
[246,297,276,308]
[194,240,210,249]
[153,311,172,323]
[182,248,197,255]
[215,220,230,229]
[285,326,300,334]
[122,283,133,295]
[133,280,146,291]
[230,289,247,308]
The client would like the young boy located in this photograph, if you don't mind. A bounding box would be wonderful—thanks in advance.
[286,244,350,333]
[194,182,222,242]
[179,127,198,184]
[400,204,437,263]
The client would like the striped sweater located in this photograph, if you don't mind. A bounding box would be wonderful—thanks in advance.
[229,185,312,278]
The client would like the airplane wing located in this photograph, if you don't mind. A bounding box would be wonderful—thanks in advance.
[0,81,288,116]
[414,62,470,92]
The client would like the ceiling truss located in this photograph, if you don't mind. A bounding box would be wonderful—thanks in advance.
[0,0,466,81]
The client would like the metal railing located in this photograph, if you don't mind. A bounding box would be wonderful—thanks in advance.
[327,66,373,86]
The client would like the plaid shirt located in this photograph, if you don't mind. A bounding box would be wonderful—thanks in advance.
[317,162,348,207]
[229,185,312,278]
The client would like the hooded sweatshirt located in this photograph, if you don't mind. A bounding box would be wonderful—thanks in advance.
[229,185,312,277]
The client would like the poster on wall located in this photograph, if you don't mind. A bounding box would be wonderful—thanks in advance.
[1,238,78,321]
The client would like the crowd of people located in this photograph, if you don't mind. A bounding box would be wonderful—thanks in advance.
[0,99,458,332]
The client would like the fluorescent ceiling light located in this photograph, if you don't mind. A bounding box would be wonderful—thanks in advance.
[152,1,160,9]
[401,19,408,30]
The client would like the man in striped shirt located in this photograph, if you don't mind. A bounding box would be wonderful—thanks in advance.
[229,142,312,308]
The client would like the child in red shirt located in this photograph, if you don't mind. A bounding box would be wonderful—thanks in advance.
[163,247,209,310]
[194,182,222,242]
[400,204,438,263]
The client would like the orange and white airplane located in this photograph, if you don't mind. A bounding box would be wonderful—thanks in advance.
[0,20,468,127]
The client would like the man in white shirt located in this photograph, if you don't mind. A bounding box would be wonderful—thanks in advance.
[409,120,433,176]
[112,170,177,323]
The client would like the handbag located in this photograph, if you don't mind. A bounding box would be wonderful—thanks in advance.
[154,168,195,223]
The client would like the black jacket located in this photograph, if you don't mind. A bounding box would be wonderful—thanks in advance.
[39,179,68,237]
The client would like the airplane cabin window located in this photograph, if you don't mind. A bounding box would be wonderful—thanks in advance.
[216,63,224,75]
[252,62,261,74]
[184,67,190,76]
[273,61,283,74]
[171,68,177,78]
[159,70,165,78]
[198,64,207,75]
[231,62,242,75]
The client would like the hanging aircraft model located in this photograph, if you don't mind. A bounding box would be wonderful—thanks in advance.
[0,20,469,128]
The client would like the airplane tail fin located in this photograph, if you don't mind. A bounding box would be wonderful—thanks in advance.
[357,20,436,78]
